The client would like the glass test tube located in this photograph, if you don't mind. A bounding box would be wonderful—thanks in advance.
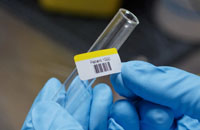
[53,8,139,106]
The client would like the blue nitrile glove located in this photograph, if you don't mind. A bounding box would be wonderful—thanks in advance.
[110,61,200,130]
[22,77,113,130]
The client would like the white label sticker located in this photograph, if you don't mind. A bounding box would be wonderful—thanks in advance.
[74,48,121,80]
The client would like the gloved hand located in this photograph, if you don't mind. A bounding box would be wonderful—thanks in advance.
[110,61,200,130]
[22,77,113,130]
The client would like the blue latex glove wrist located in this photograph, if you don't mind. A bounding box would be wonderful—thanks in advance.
[110,61,200,130]
[22,77,113,130]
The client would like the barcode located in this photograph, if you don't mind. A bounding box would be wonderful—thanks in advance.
[94,62,112,73]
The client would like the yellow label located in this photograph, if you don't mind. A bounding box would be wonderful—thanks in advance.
[74,48,118,62]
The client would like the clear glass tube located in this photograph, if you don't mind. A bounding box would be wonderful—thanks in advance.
[53,8,139,107]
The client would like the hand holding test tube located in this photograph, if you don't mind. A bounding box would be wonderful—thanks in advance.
[53,8,139,110]
[22,8,139,130]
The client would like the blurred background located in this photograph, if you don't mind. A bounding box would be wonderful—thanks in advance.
[0,0,200,129]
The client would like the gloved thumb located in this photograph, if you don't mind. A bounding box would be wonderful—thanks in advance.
[111,61,200,120]
[32,101,83,130]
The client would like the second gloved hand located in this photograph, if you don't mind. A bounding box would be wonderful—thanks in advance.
[110,61,200,130]
[22,77,113,130]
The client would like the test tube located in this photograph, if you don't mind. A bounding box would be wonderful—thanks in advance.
[53,8,139,107]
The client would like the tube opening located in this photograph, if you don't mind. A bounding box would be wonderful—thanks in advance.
[120,8,139,24]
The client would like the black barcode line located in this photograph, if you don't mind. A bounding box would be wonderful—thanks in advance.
[98,64,103,72]
[102,63,107,71]
[94,62,112,74]
[94,64,99,73]
[107,62,112,70]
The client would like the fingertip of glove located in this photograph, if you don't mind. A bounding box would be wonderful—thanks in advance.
[138,100,174,130]
[110,99,138,118]
[93,83,113,101]
[47,77,61,83]
[90,84,113,130]
[44,77,62,90]
[110,73,136,98]
[120,61,158,96]
[110,100,139,130]
[36,77,63,101]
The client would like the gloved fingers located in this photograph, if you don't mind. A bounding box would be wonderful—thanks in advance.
[22,78,63,129]
[65,76,92,130]
[89,83,113,130]
[137,100,174,130]
[112,61,200,120]
[110,73,137,99]
[34,77,63,103]
[31,101,83,130]
[109,99,140,130]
